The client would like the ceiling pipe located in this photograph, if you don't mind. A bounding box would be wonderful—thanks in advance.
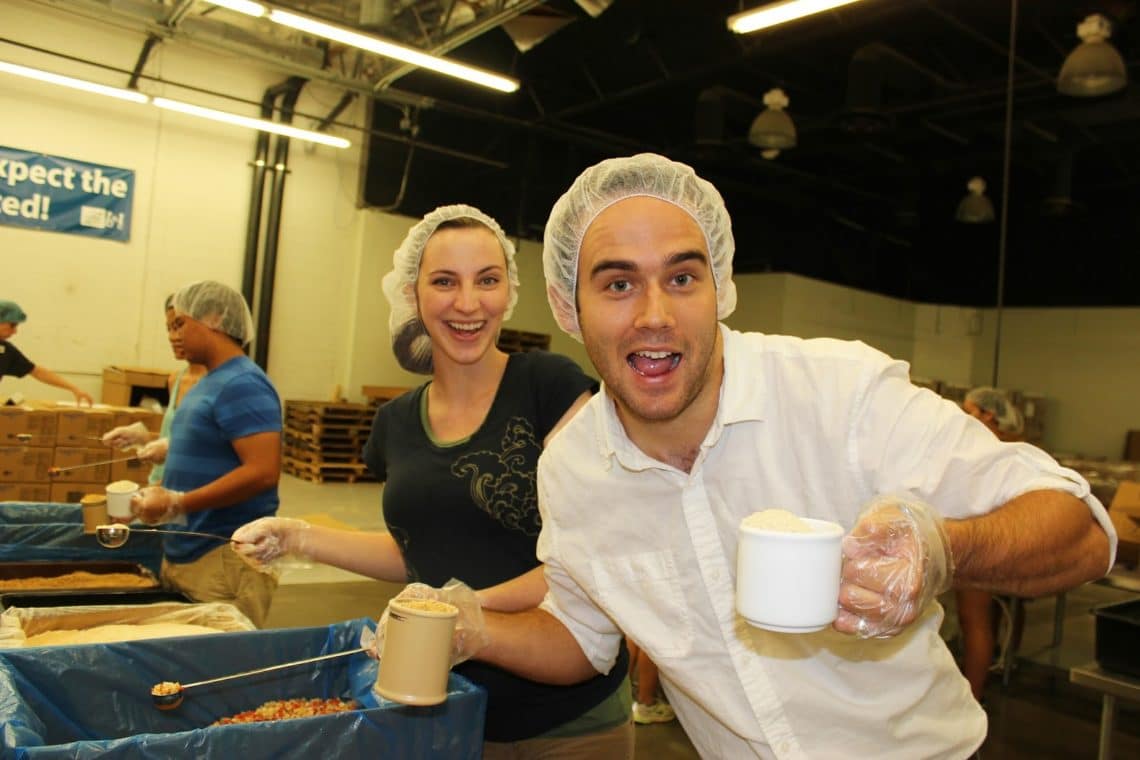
[127,33,162,90]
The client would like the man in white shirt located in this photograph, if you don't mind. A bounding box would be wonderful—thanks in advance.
[415,154,1116,758]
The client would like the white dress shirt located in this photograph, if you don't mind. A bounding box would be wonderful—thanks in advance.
[537,325,1116,759]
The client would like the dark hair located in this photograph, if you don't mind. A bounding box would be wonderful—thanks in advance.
[164,294,175,310]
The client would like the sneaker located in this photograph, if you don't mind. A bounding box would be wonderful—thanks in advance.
[632,701,676,725]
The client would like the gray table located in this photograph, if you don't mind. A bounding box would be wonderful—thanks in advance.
[1070,662,1140,760]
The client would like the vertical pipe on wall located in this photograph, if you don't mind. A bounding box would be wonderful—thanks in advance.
[254,77,307,369]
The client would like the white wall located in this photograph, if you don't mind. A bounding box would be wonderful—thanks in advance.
[3,0,364,404]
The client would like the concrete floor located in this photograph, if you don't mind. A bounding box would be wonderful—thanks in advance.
[265,475,1140,759]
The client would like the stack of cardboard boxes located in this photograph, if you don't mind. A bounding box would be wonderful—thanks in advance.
[0,403,161,503]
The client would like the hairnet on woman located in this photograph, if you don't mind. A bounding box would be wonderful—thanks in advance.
[382,204,519,373]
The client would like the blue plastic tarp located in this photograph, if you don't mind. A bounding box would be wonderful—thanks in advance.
[0,503,162,577]
[0,617,486,758]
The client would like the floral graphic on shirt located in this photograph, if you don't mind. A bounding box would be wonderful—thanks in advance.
[452,416,541,536]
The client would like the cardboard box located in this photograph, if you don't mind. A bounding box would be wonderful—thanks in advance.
[109,407,163,434]
[0,406,58,447]
[48,481,106,504]
[1108,480,1140,566]
[110,456,151,484]
[0,447,53,483]
[51,448,111,483]
[0,482,51,502]
[55,408,115,448]
[101,366,170,407]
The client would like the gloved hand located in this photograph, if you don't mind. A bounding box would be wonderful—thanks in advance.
[130,486,185,525]
[836,495,953,639]
[231,517,312,566]
[369,579,489,666]
[136,437,169,464]
[102,422,151,450]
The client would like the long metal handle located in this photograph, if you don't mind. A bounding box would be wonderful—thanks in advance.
[50,456,138,473]
[130,527,250,544]
[181,647,368,691]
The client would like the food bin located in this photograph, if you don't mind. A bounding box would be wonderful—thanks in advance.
[0,617,486,758]
[0,503,162,576]
[1093,598,1140,679]
[0,601,256,648]
[0,561,159,594]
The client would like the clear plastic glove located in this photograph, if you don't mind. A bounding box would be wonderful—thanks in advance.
[102,422,151,450]
[836,495,954,639]
[130,486,185,525]
[136,437,169,464]
[370,579,490,666]
[231,517,312,567]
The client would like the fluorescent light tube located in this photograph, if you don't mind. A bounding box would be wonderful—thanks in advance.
[0,60,150,103]
[268,9,520,93]
[153,97,351,148]
[728,0,865,34]
[202,0,267,17]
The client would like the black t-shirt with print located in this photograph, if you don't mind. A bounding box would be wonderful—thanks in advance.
[364,350,629,741]
[0,341,34,379]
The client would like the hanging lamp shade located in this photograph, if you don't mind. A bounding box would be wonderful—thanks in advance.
[1058,14,1128,97]
[749,88,797,150]
[956,177,995,223]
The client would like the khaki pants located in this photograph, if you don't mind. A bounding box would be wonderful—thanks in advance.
[481,721,634,760]
[162,544,277,628]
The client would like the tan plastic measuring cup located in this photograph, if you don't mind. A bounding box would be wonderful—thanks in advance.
[374,598,458,706]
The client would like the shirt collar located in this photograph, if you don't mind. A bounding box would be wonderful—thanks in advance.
[591,324,766,471]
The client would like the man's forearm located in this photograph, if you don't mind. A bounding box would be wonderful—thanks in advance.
[477,607,601,686]
[181,463,279,513]
[946,489,1112,596]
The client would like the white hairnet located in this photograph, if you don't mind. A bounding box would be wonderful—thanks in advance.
[542,153,738,341]
[172,280,255,347]
[381,204,519,374]
[966,386,1025,436]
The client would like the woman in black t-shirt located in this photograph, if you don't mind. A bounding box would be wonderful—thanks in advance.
[234,205,633,757]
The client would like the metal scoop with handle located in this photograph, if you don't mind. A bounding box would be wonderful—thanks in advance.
[95,524,252,549]
[150,647,369,710]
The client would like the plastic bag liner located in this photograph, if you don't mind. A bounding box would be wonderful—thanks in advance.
[0,601,256,648]
[0,617,486,758]
[0,503,163,577]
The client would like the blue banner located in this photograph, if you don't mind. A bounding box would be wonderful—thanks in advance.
[0,145,134,241]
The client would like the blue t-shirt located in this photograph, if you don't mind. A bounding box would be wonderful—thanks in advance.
[162,355,282,562]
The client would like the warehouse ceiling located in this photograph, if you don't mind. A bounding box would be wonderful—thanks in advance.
[27,0,1140,307]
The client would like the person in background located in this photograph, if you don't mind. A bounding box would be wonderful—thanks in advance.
[102,295,208,485]
[956,386,1026,701]
[233,205,634,758]
[130,281,281,627]
[391,154,1115,758]
[0,299,93,405]
[628,640,675,725]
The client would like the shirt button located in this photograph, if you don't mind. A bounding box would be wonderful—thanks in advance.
[711,570,720,581]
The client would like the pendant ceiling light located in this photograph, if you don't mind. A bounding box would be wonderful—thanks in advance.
[1057,14,1128,97]
[956,177,996,224]
[748,88,797,150]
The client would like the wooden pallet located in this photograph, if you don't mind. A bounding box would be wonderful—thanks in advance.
[284,447,365,464]
[283,458,376,484]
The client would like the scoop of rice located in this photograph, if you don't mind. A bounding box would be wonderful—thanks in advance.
[742,509,813,533]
